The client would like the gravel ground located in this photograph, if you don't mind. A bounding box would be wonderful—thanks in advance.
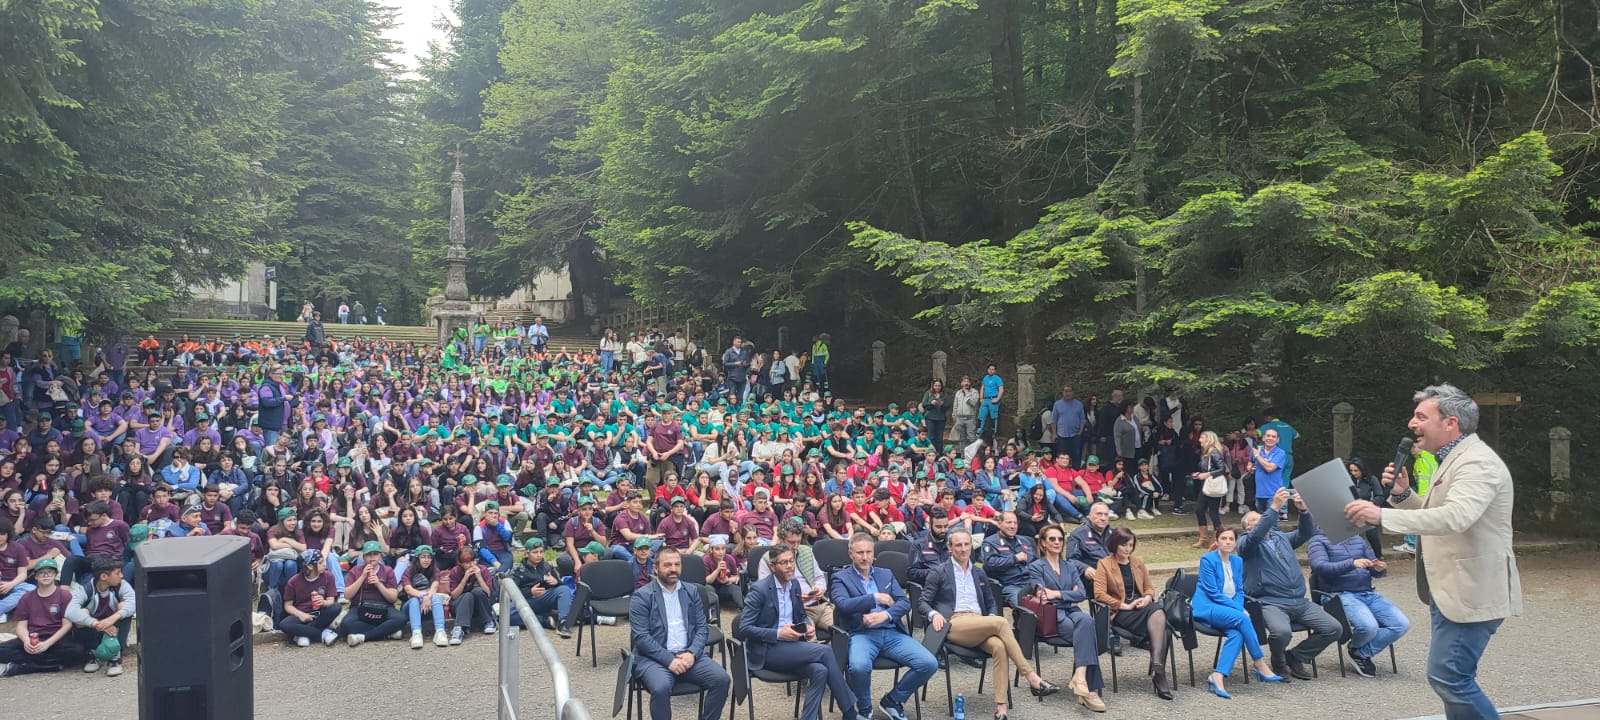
[6,550,1596,720]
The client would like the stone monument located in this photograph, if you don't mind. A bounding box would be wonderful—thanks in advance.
[871,340,887,383]
[1015,364,1037,422]
[930,351,947,384]
[432,145,477,346]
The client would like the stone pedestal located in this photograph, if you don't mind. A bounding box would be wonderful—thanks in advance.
[930,351,947,384]
[1331,402,1355,460]
[433,302,474,347]
[1548,426,1572,514]
[871,340,887,383]
[1015,364,1037,421]
[0,316,17,351]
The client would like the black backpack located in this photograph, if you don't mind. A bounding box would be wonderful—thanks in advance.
[1027,415,1044,443]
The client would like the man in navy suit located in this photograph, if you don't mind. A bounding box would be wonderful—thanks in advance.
[629,547,730,720]
[829,534,936,720]
[737,543,856,720]
[919,529,1058,717]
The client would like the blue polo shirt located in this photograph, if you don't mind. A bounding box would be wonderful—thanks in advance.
[981,374,1003,401]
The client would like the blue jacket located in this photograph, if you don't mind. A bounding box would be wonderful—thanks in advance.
[1027,557,1088,613]
[630,579,710,669]
[1307,533,1385,595]
[1193,551,1246,616]
[736,574,808,671]
[829,564,911,635]
[1237,506,1315,605]
[980,532,1035,590]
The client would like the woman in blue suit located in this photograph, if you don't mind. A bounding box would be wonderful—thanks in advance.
[1192,526,1284,698]
[1029,524,1107,712]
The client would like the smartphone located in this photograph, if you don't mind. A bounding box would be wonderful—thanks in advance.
[791,622,808,634]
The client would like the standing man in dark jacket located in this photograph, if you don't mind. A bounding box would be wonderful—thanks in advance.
[721,336,751,405]
[304,312,325,348]
[255,364,291,446]
[1238,488,1340,679]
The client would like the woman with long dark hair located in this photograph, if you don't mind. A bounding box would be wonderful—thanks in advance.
[402,545,449,648]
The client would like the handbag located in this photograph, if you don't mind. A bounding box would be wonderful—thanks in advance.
[357,601,392,624]
[1201,472,1228,498]
[1018,587,1059,638]
[1160,571,1191,631]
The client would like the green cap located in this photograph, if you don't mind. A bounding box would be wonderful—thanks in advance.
[1085,455,1100,465]
[361,540,384,554]
[496,474,512,487]
[524,537,544,551]
[483,500,500,511]
[854,450,867,459]
[129,523,151,546]
[546,477,562,487]
[415,545,435,556]
[195,412,210,422]
[807,448,821,457]
[460,474,477,485]
[632,536,653,549]
[579,541,606,556]
[577,496,595,507]
[337,456,352,468]
[35,557,61,573]
[277,507,296,521]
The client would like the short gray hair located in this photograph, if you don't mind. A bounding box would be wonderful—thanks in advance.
[1414,384,1479,434]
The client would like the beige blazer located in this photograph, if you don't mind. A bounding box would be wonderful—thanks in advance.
[1382,434,1522,623]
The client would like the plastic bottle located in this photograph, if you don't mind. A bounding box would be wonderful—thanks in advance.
[954,694,965,720]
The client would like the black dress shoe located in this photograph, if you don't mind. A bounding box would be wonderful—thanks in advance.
[1030,680,1061,698]
[1285,655,1314,681]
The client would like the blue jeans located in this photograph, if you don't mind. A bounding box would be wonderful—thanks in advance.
[1339,590,1410,659]
[846,628,937,714]
[267,559,297,591]
[0,582,36,615]
[514,585,574,628]
[1427,603,1502,719]
[405,593,447,632]
[1048,492,1084,520]
[813,356,828,387]
[600,351,615,376]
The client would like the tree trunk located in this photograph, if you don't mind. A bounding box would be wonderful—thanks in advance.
[1418,0,1439,131]
[989,0,1031,237]
[564,234,607,324]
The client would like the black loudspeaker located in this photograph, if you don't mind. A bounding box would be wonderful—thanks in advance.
[135,536,254,720]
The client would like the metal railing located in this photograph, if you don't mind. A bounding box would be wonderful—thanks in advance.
[497,577,593,720]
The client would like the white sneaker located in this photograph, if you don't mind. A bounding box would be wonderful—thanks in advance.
[484,623,498,636]
[0,613,9,623]
[1392,542,1416,555]
[106,658,123,677]
[1137,510,1153,520]
[1106,511,1119,520]
[1151,508,1162,516]
[450,627,464,645]
[390,630,404,640]
[84,660,101,673]
[434,629,449,647]
[410,631,424,649]
[321,629,339,646]
[347,633,366,648]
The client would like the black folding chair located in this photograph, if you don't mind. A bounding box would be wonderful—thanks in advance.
[700,582,728,666]
[1010,599,1109,700]
[1245,596,1320,678]
[1309,574,1399,676]
[830,624,923,720]
[873,550,910,586]
[577,559,635,667]
[875,539,912,557]
[1168,570,1249,687]
[741,546,771,596]
[681,553,708,586]
[813,538,850,573]
[726,616,807,720]
[908,582,996,713]
[615,648,709,720]
[1090,599,1179,694]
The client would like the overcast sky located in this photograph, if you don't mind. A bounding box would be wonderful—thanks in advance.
[383,0,454,70]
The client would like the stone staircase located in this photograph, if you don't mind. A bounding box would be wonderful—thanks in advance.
[153,318,597,350]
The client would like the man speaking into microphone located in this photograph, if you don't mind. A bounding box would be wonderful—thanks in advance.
[1345,384,1521,720]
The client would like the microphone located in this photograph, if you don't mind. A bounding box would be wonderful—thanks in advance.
[1391,438,1415,478]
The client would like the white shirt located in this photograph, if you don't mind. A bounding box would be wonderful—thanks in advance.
[952,560,982,614]
[659,581,688,653]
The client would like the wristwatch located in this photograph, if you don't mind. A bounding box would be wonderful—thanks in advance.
[1390,488,1412,504]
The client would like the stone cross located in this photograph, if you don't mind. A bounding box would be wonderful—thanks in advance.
[449,144,468,171]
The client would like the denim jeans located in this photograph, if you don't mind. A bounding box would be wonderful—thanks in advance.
[977,399,999,438]
[514,585,573,628]
[405,593,447,632]
[845,627,937,714]
[1427,603,1502,719]
[0,582,36,615]
[1339,590,1410,659]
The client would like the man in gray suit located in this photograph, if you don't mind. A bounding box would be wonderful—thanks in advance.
[629,547,731,720]
[1346,384,1521,720]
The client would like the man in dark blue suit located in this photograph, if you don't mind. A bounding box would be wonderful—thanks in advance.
[829,534,936,720]
[737,543,857,720]
[919,529,1058,718]
[629,547,730,720]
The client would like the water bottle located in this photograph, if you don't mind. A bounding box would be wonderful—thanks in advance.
[954,694,965,720]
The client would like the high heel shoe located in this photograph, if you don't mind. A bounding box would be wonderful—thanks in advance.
[1150,666,1173,700]
[1206,678,1232,699]
[1253,669,1286,683]
[1029,680,1060,698]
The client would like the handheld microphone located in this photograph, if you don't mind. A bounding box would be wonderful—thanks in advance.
[1391,438,1415,478]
